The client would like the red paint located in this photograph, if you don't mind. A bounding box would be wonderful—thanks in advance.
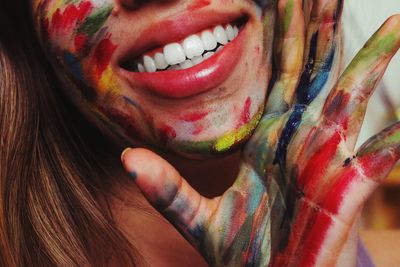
[192,125,204,136]
[322,168,357,214]
[239,97,251,126]
[159,124,177,144]
[180,111,208,122]
[92,35,117,78]
[98,106,141,139]
[76,1,93,21]
[226,192,248,246]
[74,33,88,53]
[296,126,318,166]
[51,9,63,32]
[323,142,399,215]
[271,200,332,267]
[297,132,341,191]
[187,0,211,11]
[295,209,333,267]
[50,1,93,34]
[359,152,396,179]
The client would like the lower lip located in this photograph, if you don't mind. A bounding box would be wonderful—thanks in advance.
[119,24,247,99]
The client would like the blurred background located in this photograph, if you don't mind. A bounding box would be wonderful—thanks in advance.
[342,1,400,265]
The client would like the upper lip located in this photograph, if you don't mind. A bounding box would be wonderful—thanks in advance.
[117,8,248,67]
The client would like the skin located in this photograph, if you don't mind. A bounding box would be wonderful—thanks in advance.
[30,0,400,266]
[31,0,269,157]
[122,2,400,267]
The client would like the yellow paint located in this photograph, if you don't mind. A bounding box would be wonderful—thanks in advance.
[213,108,263,152]
[97,66,120,94]
[47,0,66,17]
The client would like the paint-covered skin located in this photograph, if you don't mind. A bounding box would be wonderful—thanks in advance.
[122,1,400,266]
[30,0,269,157]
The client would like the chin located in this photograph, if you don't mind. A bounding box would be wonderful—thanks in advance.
[36,0,270,159]
[100,111,264,159]
[100,5,269,158]
[164,107,265,158]
[94,81,267,159]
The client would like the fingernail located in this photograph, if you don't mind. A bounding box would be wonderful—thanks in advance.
[121,147,132,161]
[121,148,137,180]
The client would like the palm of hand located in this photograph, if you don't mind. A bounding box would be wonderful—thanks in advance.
[122,1,400,266]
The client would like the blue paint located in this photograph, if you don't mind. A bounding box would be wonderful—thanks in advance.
[295,32,318,105]
[129,171,137,181]
[62,52,85,82]
[123,95,141,109]
[188,224,206,243]
[302,48,335,105]
[274,105,306,172]
[246,171,265,214]
[274,29,336,172]
[295,32,336,105]
[268,13,342,253]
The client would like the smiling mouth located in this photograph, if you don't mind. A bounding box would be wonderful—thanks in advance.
[121,17,247,73]
[119,12,249,98]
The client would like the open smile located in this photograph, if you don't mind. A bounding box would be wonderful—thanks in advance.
[118,10,249,98]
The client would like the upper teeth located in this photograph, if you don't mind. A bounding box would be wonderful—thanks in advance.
[135,23,239,73]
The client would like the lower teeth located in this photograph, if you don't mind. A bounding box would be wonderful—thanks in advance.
[135,43,225,72]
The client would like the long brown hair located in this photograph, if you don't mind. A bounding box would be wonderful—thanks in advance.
[0,1,139,266]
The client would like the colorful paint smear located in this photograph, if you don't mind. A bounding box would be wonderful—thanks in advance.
[35,0,116,90]
[33,1,400,265]
[123,2,400,267]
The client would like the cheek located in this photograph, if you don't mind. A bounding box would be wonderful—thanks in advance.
[35,0,117,89]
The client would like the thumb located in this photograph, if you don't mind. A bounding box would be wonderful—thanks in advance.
[121,148,214,245]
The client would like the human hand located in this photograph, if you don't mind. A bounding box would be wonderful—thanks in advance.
[121,0,400,266]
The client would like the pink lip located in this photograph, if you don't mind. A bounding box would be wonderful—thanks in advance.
[117,10,249,98]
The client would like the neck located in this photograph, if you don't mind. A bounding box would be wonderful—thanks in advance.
[161,150,241,197]
[106,141,241,199]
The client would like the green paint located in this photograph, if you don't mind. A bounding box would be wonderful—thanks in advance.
[263,0,278,26]
[283,0,294,34]
[164,108,264,155]
[385,128,400,145]
[368,32,397,54]
[374,33,397,55]
[214,108,263,152]
[169,139,214,155]
[63,0,76,4]
[358,124,400,155]
[344,33,397,74]
[77,5,113,36]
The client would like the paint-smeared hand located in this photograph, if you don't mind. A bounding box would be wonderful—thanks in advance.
[122,1,400,266]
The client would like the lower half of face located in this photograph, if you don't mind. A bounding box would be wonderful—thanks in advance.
[33,0,270,157]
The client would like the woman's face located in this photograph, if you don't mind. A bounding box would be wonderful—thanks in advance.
[31,0,270,157]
